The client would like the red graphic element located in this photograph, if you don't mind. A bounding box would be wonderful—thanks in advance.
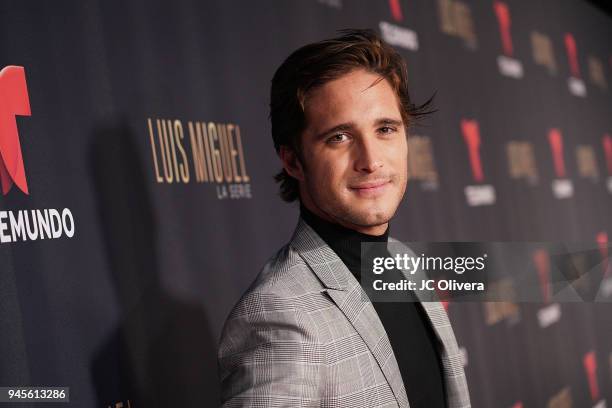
[389,0,404,22]
[461,119,484,182]
[547,128,566,178]
[511,402,523,408]
[564,33,580,78]
[493,1,513,56]
[583,351,599,402]
[603,134,612,175]
[0,66,31,195]
[596,231,609,278]
[533,249,551,303]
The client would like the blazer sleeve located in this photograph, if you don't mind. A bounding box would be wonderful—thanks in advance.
[217,290,327,407]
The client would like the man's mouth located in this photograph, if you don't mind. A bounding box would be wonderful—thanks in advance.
[349,179,391,197]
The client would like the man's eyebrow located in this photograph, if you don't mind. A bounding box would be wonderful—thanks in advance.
[375,118,403,127]
[315,118,403,140]
[315,122,356,140]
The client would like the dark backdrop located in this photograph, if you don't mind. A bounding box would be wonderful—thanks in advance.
[0,0,611,407]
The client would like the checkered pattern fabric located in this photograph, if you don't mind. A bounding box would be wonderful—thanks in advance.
[218,218,471,407]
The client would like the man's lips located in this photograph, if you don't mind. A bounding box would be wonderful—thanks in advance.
[349,179,391,196]
[350,179,391,189]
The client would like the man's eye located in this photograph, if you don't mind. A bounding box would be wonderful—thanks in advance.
[379,126,397,134]
[327,133,348,143]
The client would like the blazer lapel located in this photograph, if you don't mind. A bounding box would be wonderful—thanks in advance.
[290,218,410,408]
[387,238,471,408]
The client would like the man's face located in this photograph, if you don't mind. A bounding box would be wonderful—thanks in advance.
[284,69,409,235]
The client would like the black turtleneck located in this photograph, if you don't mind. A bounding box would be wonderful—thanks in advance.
[300,203,447,408]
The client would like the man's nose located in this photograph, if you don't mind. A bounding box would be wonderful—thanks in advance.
[354,136,383,173]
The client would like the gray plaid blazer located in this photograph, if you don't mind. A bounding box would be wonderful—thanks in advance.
[218,218,471,407]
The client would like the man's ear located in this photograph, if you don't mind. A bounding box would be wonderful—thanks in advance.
[279,145,305,181]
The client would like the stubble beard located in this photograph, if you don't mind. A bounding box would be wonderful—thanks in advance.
[305,174,406,231]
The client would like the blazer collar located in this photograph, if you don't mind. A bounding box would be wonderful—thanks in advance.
[289,217,353,291]
[289,216,436,299]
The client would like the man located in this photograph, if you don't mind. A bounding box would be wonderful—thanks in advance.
[217,29,471,408]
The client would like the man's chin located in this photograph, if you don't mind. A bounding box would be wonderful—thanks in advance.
[341,210,394,229]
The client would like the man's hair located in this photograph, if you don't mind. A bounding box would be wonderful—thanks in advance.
[269,28,435,202]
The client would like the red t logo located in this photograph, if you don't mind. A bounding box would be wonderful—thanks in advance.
[547,128,566,178]
[494,1,513,56]
[533,249,551,303]
[388,0,404,22]
[564,33,580,78]
[0,66,31,195]
[583,351,599,402]
[461,119,484,182]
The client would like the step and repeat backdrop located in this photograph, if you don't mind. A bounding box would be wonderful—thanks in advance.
[0,0,611,406]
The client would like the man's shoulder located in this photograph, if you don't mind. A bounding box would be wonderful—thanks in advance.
[228,242,325,317]
[253,243,318,291]
[217,242,328,369]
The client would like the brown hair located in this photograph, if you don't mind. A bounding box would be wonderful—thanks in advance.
[270,28,435,202]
